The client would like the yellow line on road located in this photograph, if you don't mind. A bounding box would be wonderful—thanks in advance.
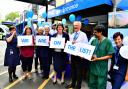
[4,75,27,89]
[38,71,55,89]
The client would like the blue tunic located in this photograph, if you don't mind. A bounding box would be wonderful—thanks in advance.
[4,34,20,67]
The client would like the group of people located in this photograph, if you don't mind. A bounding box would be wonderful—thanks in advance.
[4,21,128,89]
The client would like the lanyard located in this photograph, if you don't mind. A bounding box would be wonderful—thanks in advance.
[114,46,120,64]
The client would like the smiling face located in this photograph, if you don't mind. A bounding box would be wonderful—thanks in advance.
[57,25,63,34]
[73,21,81,32]
[114,36,123,47]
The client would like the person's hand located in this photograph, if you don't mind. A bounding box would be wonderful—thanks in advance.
[12,31,16,36]
[91,55,98,61]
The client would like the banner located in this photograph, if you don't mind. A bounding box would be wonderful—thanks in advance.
[17,35,33,46]
[35,36,49,46]
[50,37,65,49]
[64,41,95,61]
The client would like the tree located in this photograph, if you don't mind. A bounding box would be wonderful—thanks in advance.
[5,12,20,21]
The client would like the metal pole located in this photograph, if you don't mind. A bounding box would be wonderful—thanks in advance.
[46,1,48,22]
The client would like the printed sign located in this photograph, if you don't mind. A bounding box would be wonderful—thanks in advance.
[64,41,95,61]
[36,36,49,46]
[64,41,78,56]
[17,35,33,46]
[50,37,65,49]
[77,43,95,61]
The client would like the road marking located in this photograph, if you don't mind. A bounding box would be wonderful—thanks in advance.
[3,69,34,89]
[4,75,27,89]
[0,71,8,76]
[38,71,55,89]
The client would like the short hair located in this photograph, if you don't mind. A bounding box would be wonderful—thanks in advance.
[56,23,64,30]
[94,25,105,34]
[113,32,123,40]
[9,26,16,31]
[73,21,81,27]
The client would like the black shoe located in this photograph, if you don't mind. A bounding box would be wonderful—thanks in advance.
[61,81,65,85]
[13,75,18,79]
[9,77,13,83]
[53,81,57,85]
[65,84,75,89]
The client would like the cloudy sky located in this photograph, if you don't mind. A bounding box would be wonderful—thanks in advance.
[0,0,29,19]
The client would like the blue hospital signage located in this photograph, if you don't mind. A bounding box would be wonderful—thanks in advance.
[17,36,33,46]
[36,36,49,46]
[48,0,112,18]
[50,38,65,49]
[64,41,95,61]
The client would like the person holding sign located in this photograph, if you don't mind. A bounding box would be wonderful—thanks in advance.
[88,25,114,89]
[4,26,20,83]
[66,21,88,89]
[52,24,69,84]
[20,26,34,79]
[109,32,128,89]
[36,27,52,79]
[34,27,44,73]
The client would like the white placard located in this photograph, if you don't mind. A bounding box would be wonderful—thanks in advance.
[18,35,33,46]
[50,37,65,49]
[77,43,95,61]
[36,36,49,46]
[64,41,95,61]
[64,41,78,56]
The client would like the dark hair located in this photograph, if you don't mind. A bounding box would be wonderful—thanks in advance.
[113,32,123,40]
[94,25,105,34]
[56,23,64,30]
[9,26,16,31]
[24,27,32,35]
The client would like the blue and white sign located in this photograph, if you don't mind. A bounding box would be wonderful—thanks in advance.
[64,41,95,61]
[36,36,49,46]
[64,41,78,56]
[77,43,95,61]
[18,36,33,46]
[50,38,65,49]
[48,0,111,18]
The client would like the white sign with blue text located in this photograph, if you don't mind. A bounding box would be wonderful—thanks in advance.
[17,36,33,46]
[50,38,65,49]
[64,41,95,61]
[36,36,49,46]
[77,43,95,61]
[64,41,78,56]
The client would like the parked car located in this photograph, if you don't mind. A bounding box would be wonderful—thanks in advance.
[0,25,9,40]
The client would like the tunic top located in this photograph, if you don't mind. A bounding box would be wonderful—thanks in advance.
[90,37,114,76]
[4,34,20,66]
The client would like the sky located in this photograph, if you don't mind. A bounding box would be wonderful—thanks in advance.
[0,0,29,19]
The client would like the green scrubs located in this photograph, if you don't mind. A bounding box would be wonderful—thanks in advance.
[89,37,114,89]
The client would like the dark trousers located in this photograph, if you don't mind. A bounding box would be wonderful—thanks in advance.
[35,56,39,70]
[8,66,16,77]
[71,55,84,89]
[111,73,125,89]
[40,57,50,77]
[21,56,33,72]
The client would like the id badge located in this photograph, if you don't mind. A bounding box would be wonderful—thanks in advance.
[113,65,119,70]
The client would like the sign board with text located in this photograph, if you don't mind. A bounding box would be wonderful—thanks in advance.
[35,36,49,46]
[17,36,33,46]
[64,41,95,61]
[50,37,65,49]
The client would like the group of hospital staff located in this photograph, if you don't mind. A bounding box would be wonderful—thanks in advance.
[4,21,128,89]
